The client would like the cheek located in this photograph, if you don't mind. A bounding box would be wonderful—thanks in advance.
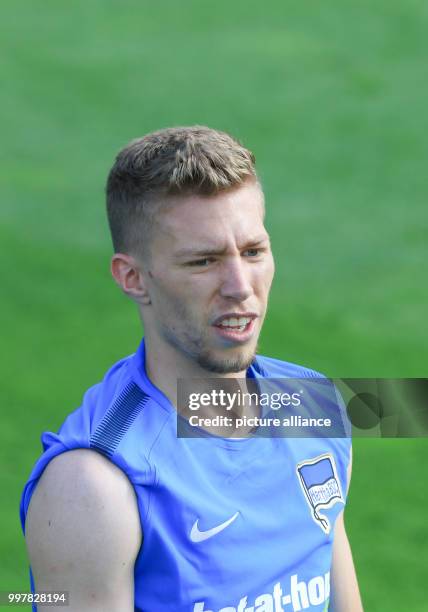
[178,273,218,302]
[156,282,204,321]
[265,255,275,287]
[254,260,275,292]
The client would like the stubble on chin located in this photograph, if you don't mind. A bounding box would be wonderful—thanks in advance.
[195,342,259,374]
[162,325,258,374]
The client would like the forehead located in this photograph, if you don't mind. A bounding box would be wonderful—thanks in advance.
[153,181,267,253]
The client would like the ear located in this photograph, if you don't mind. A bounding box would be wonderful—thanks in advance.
[110,253,151,305]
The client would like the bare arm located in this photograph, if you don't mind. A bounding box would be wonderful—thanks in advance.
[330,449,364,611]
[25,449,142,612]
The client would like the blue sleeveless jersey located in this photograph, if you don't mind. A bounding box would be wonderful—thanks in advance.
[21,339,351,612]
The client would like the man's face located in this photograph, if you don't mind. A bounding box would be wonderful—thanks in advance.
[142,180,275,374]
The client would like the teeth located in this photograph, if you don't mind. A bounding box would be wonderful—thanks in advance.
[219,317,251,328]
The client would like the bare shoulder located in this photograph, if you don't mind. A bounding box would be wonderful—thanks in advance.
[25,449,142,612]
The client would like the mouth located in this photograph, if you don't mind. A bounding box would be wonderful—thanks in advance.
[212,313,257,343]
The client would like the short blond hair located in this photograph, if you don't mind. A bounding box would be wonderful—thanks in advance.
[106,126,257,256]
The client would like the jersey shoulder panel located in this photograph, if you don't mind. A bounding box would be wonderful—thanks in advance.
[254,353,353,444]
[20,352,163,533]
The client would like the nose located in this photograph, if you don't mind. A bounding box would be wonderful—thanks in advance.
[219,257,253,302]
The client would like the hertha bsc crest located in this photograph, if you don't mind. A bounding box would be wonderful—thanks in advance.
[296,454,344,534]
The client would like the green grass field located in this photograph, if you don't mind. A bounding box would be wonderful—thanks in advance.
[1,1,428,609]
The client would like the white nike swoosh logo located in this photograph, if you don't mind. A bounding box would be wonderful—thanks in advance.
[190,511,240,543]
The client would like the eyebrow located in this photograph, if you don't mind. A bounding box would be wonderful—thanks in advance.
[174,235,270,259]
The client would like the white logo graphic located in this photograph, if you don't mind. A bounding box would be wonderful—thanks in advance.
[194,571,330,611]
[190,511,240,543]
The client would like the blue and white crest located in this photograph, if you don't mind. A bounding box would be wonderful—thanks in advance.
[296,453,344,534]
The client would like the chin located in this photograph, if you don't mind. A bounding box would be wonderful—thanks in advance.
[196,348,256,374]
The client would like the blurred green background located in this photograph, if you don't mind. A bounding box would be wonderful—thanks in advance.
[1,0,427,609]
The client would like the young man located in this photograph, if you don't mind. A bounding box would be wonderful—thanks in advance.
[21,126,363,611]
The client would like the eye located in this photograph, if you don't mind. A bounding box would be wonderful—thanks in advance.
[244,248,261,257]
[187,258,215,267]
